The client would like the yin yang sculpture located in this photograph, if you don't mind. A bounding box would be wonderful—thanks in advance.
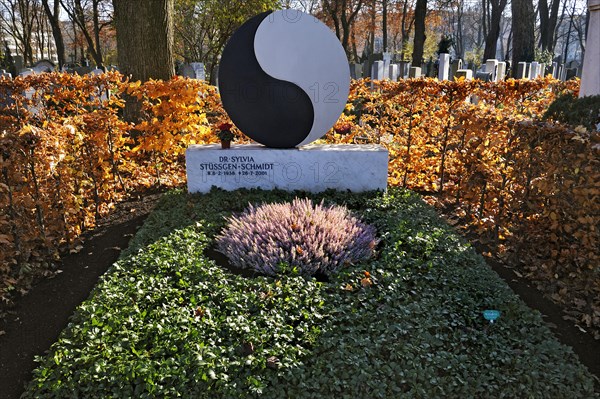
[218,10,351,148]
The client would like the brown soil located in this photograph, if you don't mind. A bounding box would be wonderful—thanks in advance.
[0,194,598,399]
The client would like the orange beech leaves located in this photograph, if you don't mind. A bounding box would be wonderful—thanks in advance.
[337,77,598,337]
[0,73,598,338]
[0,72,223,303]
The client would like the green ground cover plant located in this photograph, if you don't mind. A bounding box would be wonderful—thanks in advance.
[24,188,599,398]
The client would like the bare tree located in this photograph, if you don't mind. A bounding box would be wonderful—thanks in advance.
[60,0,111,67]
[399,0,415,59]
[538,0,563,53]
[322,0,365,60]
[41,0,65,68]
[563,0,587,62]
[482,0,508,60]
[0,0,37,64]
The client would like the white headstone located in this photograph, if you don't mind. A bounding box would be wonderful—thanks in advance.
[438,53,450,81]
[551,62,558,78]
[372,60,385,80]
[90,68,103,75]
[408,67,421,78]
[530,62,540,78]
[539,63,546,77]
[389,64,399,81]
[497,62,506,81]
[485,59,499,82]
[525,63,533,79]
[186,144,389,193]
[580,0,600,97]
[0,69,11,79]
[19,68,34,77]
[455,69,473,80]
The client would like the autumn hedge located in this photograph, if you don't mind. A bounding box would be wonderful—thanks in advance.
[0,73,598,337]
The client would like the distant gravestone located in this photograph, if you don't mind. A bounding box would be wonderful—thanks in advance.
[74,66,92,75]
[409,66,421,78]
[560,63,567,80]
[531,62,540,78]
[89,68,109,102]
[455,69,473,80]
[475,71,493,82]
[31,59,55,73]
[485,59,498,82]
[349,63,357,79]
[178,63,195,78]
[497,62,506,81]
[371,60,385,80]
[190,62,206,80]
[18,69,42,115]
[349,63,363,79]
[362,60,371,78]
[566,68,578,80]
[389,64,399,81]
[13,55,24,72]
[19,68,34,77]
[426,59,435,77]
[382,52,392,79]
[399,61,410,79]
[450,59,462,79]
[0,69,11,79]
[551,62,558,78]
[516,62,527,79]
[438,53,450,81]
[526,63,534,79]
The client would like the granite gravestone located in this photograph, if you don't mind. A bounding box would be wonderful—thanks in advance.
[186,9,388,193]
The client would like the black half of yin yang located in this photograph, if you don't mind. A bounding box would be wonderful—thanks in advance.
[218,11,314,148]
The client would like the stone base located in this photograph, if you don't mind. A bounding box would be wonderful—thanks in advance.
[186,144,388,193]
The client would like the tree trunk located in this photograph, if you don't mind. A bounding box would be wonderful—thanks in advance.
[113,0,175,122]
[511,0,535,76]
[483,0,508,60]
[113,0,174,82]
[539,0,561,52]
[41,0,66,68]
[73,0,103,67]
[412,0,427,67]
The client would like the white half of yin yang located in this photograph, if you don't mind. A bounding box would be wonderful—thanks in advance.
[254,9,351,146]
